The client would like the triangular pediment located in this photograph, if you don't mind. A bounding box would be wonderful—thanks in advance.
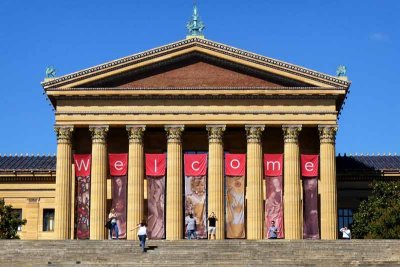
[42,38,350,90]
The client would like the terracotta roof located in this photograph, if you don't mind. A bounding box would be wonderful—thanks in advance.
[0,155,56,171]
[336,155,400,171]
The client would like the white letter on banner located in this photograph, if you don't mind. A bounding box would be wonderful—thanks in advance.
[154,159,158,173]
[192,161,200,171]
[305,162,314,172]
[230,159,240,169]
[266,161,281,171]
[114,160,123,171]
[75,159,90,171]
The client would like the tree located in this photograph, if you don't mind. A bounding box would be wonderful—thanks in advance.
[0,199,27,239]
[352,181,400,239]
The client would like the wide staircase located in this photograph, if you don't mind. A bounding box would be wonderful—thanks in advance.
[0,240,399,266]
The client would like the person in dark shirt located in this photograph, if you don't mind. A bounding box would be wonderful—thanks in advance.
[208,212,217,240]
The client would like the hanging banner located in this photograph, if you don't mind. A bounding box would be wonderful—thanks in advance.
[225,153,246,238]
[264,154,284,239]
[225,153,246,176]
[264,154,283,177]
[74,154,91,240]
[184,153,207,239]
[146,153,166,176]
[301,154,319,177]
[146,153,166,239]
[301,154,320,239]
[109,153,128,239]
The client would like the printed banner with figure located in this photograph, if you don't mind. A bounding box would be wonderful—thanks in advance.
[74,154,91,239]
[264,154,284,239]
[184,153,207,239]
[109,153,128,239]
[225,153,246,239]
[145,153,166,239]
[301,154,320,239]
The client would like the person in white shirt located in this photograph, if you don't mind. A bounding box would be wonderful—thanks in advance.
[132,222,148,252]
[340,226,351,239]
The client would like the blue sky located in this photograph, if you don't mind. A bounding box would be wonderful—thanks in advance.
[0,0,398,155]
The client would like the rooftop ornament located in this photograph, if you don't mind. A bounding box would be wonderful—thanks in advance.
[45,65,56,79]
[336,65,347,77]
[186,2,205,39]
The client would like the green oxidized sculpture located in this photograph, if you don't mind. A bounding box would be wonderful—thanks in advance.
[186,3,205,38]
[45,65,56,78]
[336,65,347,77]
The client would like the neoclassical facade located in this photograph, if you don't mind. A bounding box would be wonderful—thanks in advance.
[38,37,351,240]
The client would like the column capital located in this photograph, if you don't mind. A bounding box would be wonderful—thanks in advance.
[282,125,302,143]
[206,125,226,143]
[126,125,146,143]
[89,125,109,144]
[54,126,74,144]
[165,125,184,143]
[245,125,265,143]
[319,125,337,144]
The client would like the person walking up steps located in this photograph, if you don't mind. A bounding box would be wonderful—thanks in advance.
[131,222,148,252]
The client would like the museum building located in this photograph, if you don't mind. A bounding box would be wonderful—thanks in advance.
[1,8,399,241]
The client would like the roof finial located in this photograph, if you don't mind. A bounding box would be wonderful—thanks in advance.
[186,1,205,39]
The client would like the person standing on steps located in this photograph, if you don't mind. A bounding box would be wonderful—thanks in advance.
[208,212,217,240]
[108,208,119,240]
[185,213,197,240]
[268,220,279,239]
[340,226,351,240]
[131,222,148,252]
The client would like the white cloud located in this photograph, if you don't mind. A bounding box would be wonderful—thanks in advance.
[369,32,389,42]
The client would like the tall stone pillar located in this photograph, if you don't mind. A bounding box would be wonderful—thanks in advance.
[206,125,226,240]
[165,125,184,240]
[89,126,109,240]
[319,125,338,240]
[54,126,73,240]
[282,125,302,239]
[126,125,146,240]
[246,125,265,240]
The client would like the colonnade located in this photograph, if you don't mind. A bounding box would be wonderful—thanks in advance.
[54,124,337,240]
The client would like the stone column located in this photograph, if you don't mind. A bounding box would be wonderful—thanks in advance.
[126,125,146,240]
[246,125,265,240]
[319,125,338,240]
[206,125,226,240]
[89,126,109,240]
[54,126,73,240]
[282,125,302,239]
[165,125,184,240]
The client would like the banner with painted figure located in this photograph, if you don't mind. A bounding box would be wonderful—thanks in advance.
[109,153,128,239]
[301,154,320,239]
[74,154,91,239]
[225,154,246,239]
[264,154,284,239]
[184,153,207,239]
[145,153,166,239]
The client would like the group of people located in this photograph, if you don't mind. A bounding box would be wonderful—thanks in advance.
[185,212,217,240]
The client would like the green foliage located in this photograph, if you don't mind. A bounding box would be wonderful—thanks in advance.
[0,199,27,239]
[352,181,400,239]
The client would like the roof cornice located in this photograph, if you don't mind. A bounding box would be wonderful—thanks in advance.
[41,38,351,89]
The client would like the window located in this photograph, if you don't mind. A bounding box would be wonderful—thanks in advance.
[43,209,55,232]
[12,209,23,231]
[338,208,353,235]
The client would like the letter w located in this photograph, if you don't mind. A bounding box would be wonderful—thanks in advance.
[75,159,90,171]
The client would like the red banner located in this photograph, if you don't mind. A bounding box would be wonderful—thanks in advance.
[74,154,91,177]
[184,154,207,176]
[74,154,91,240]
[109,154,128,176]
[146,154,166,176]
[301,155,319,177]
[225,154,246,176]
[264,154,283,177]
